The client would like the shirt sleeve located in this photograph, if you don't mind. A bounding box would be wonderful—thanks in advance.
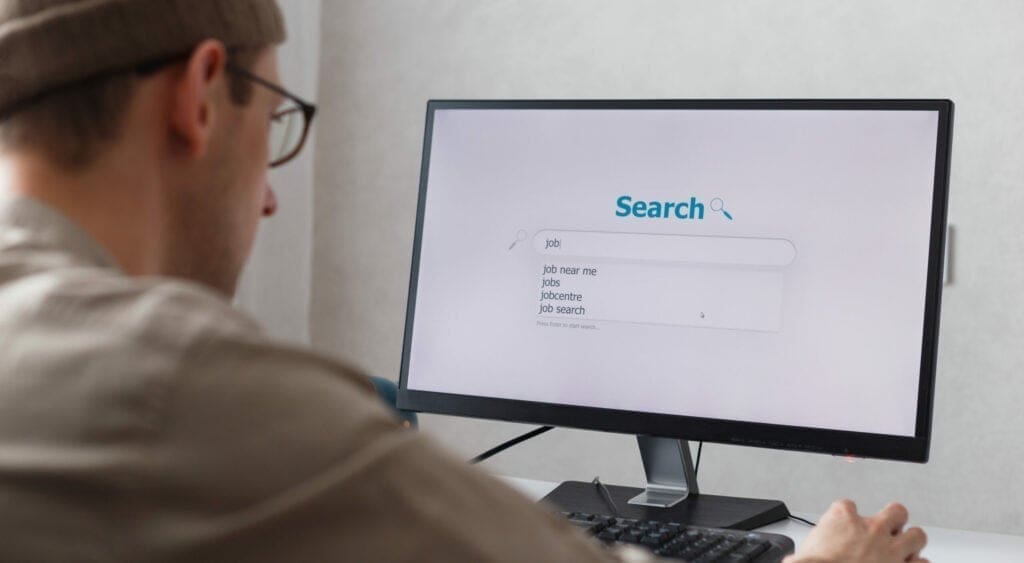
[133,333,646,563]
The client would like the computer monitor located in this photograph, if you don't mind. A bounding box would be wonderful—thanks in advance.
[398,99,953,529]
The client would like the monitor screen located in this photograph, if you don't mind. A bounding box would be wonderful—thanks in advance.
[399,100,952,462]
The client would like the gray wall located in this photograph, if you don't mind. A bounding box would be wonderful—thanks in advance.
[310,0,1024,534]
[235,0,322,344]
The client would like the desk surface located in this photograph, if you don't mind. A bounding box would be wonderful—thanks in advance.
[501,476,1024,563]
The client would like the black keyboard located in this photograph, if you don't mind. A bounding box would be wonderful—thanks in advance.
[561,511,795,562]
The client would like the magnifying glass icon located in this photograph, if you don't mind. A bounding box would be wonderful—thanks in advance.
[508,229,528,250]
[710,198,733,220]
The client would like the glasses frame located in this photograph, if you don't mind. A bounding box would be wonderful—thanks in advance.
[225,62,318,168]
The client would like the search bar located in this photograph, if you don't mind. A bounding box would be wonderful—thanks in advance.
[533,230,797,267]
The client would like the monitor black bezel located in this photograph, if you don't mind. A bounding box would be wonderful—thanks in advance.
[397,99,953,463]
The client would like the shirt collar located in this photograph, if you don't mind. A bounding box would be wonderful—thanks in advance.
[0,192,121,271]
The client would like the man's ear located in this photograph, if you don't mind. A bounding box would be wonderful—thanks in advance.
[168,40,229,160]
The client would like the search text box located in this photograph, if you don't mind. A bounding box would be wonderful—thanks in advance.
[533,230,797,267]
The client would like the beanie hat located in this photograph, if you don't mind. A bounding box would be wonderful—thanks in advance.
[0,0,286,117]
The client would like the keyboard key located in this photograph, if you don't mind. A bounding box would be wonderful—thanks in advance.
[598,526,623,541]
[619,530,646,544]
[677,546,707,560]
[664,537,691,549]
[703,546,734,560]
[716,539,741,553]
[733,540,771,559]
[692,537,720,551]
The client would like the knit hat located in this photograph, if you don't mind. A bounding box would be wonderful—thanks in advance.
[0,0,286,117]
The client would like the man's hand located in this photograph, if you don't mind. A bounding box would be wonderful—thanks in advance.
[783,499,928,563]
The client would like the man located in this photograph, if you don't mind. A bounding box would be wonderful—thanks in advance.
[0,1,928,561]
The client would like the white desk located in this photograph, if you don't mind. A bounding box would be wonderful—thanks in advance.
[501,476,1024,563]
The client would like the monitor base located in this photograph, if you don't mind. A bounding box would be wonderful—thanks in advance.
[542,480,790,530]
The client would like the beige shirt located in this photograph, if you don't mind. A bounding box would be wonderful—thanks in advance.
[0,195,649,562]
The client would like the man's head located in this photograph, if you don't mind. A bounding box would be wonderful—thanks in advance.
[0,0,297,296]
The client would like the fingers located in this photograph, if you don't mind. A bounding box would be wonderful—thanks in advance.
[894,526,928,560]
[827,498,858,517]
[817,498,859,530]
[874,502,910,534]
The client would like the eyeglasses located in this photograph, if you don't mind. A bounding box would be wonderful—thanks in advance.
[225,62,318,168]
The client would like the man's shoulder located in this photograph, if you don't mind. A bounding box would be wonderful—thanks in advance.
[0,261,371,394]
[0,262,262,352]
[0,261,379,446]
[0,263,283,422]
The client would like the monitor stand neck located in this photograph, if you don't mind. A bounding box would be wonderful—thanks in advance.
[629,435,698,508]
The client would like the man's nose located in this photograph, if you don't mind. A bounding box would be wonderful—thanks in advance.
[263,184,278,217]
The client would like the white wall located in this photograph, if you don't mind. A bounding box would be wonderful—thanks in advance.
[310,0,1024,534]
[235,0,322,344]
